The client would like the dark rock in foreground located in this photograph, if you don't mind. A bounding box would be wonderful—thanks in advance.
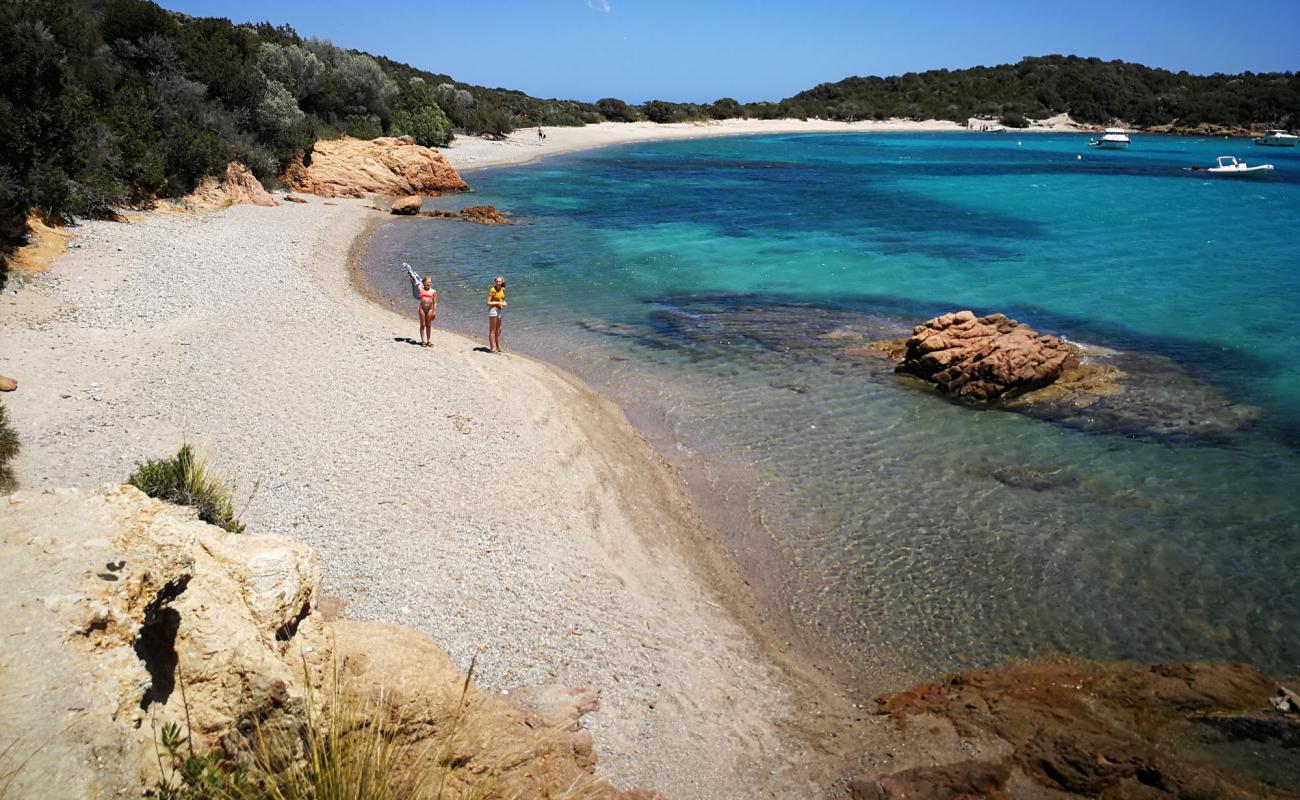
[895,310,1079,401]
[855,660,1299,799]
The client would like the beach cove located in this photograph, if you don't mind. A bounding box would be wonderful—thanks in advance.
[2,187,908,797]
[3,120,1298,798]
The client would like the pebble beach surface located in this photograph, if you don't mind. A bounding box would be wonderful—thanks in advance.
[0,198,833,798]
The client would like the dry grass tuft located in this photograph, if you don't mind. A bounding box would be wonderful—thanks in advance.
[127,444,245,533]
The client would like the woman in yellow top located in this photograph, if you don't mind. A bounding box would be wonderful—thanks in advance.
[486,275,507,353]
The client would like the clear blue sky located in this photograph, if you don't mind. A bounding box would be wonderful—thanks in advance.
[160,0,1299,103]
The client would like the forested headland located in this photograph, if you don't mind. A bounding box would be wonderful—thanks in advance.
[3,0,1297,284]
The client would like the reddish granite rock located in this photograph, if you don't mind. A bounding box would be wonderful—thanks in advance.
[848,761,1012,800]
[895,310,1078,400]
[282,193,308,204]
[186,162,278,209]
[390,194,422,215]
[284,136,468,198]
[867,660,1298,800]
[460,204,512,224]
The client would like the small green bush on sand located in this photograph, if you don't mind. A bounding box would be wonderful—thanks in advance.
[127,444,245,533]
[0,400,18,494]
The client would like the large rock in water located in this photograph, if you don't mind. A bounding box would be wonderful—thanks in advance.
[0,487,660,800]
[896,310,1078,400]
[460,204,512,224]
[284,136,470,198]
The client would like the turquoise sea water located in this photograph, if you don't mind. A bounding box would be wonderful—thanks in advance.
[365,132,1300,680]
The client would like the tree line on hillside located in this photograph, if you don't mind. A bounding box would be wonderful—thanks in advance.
[784,55,1300,129]
[3,0,1298,286]
[0,0,612,270]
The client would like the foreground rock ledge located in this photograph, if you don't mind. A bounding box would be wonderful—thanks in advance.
[0,487,660,800]
[853,659,1299,799]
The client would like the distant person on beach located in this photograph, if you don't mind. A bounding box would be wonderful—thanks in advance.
[487,275,507,353]
[537,126,545,142]
[407,263,437,347]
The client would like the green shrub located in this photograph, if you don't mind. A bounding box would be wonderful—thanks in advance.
[596,97,637,122]
[127,444,244,533]
[709,97,744,119]
[0,400,18,494]
[388,104,452,147]
[1000,110,1030,128]
[341,114,383,140]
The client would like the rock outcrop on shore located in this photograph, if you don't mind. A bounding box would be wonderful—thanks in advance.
[185,161,279,209]
[854,659,1299,799]
[285,136,470,198]
[893,310,1078,400]
[0,487,660,800]
[390,194,422,215]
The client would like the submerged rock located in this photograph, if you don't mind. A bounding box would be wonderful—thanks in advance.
[870,311,1258,440]
[460,204,512,224]
[895,310,1079,401]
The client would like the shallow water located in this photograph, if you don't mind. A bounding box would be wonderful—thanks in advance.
[365,132,1300,679]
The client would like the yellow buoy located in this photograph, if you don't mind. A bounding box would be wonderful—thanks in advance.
[1076,154,1082,160]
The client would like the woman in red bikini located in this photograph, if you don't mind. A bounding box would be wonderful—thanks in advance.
[408,265,437,347]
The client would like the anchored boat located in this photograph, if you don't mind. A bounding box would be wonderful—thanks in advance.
[1088,128,1131,149]
[1204,155,1275,177]
[1253,129,1298,147]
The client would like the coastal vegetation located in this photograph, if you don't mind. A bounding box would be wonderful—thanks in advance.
[0,401,15,493]
[2,0,1295,287]
[127,444,245,533]
[782,55,1300,127]
[0,0,588,275]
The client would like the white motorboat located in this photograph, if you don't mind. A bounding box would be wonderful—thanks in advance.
[1204,155,1275,177]
[1253,129,1298,147]
[1088,128,1131,149]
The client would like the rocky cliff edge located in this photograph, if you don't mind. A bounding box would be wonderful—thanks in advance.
[0,486,658,799]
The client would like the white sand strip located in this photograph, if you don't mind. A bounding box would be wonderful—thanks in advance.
[442,116,1081,171]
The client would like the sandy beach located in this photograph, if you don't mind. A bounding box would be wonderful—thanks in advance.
[442,116,1080,171]
[0,195,875,797]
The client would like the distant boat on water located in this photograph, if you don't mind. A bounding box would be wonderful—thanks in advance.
[1254,129,1298,147]
[1088,128,1131,149]
[1195,155,1276,177]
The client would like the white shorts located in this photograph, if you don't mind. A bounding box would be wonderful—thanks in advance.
[488,308,502,318]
